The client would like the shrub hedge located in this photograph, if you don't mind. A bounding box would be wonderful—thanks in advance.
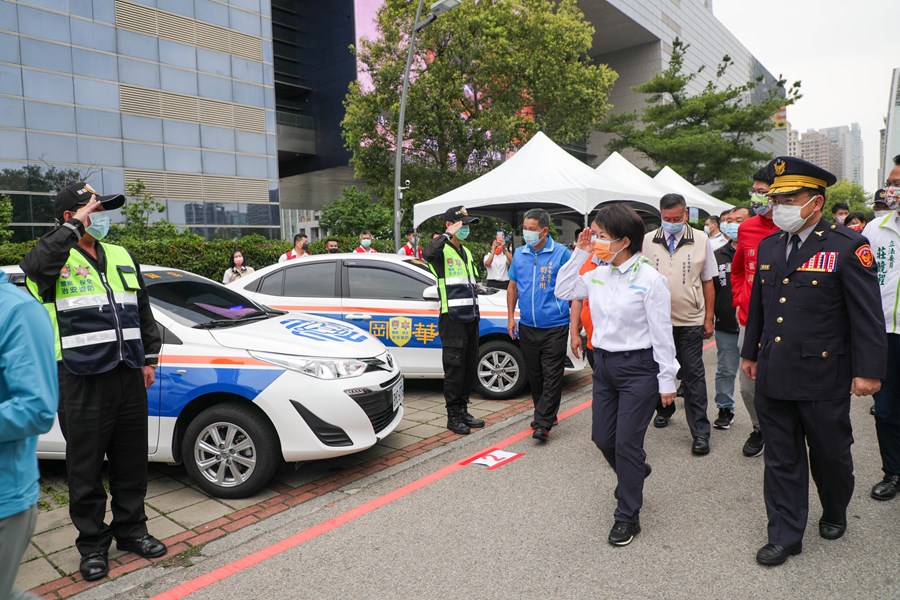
[1,233,494,281]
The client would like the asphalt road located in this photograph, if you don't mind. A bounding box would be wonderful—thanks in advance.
[76,349,900,600]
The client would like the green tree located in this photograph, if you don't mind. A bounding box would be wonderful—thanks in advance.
[342,0,617,223]
[318,187,393,240]
[601,38,801,201]
[0,194,13,243]
[120,178,175,237]
[825,180,872,220]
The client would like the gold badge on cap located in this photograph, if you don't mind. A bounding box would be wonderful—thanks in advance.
[459,208,469,216]
[773,159,786,176]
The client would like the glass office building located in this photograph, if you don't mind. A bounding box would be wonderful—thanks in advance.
[0,0,279,241]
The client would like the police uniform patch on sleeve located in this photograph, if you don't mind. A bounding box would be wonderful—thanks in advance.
[855,244,874,268]
[797,252,838,272]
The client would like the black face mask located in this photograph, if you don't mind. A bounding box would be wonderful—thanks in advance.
[301,243,309,250]
[327,248,339,254]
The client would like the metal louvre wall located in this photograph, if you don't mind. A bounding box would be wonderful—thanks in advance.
[114,0,263,61]
[118,85,265,133]
[124,169,269,203]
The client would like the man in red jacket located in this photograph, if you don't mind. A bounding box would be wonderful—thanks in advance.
[731,168,777,458]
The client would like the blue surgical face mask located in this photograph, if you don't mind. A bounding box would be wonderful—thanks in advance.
[721,221,740,241]
[86,212,110,240]
[660,220,685,236]
[361,238,372,247]
[522,229,543,247]
[456,225,470,240]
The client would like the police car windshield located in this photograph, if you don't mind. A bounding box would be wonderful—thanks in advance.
[144,271,277,328]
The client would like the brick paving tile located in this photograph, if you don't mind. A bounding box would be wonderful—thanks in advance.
[187,528,227,547]
[193,517,234,533]
[222,515,259,533]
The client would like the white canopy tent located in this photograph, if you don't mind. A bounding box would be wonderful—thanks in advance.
[594,152,674,209]
[652,166,733,216]
[412,131,661,228]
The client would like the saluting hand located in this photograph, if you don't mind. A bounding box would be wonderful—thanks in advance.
[576,227,593,252]
[72,195,102,227]
[446,221,463,237]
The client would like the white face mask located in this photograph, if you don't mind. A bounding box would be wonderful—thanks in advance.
[772,195,818,234]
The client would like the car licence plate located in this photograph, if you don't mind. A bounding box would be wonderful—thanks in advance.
[391,379,404,411]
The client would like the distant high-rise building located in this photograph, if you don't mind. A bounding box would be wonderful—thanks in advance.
[797,130,844,181]
[819,123,864,187]
[881,68,900,185]
[787,124,800,157]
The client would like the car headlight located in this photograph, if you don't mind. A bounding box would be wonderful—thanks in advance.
[249,351,367,379]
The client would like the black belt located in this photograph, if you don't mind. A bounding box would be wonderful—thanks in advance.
[595,347,653,358]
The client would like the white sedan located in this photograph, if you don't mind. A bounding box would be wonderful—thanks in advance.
[232,253,587,400]
[3,265,403,499]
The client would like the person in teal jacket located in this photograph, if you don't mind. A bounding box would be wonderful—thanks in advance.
[0,270,58,599]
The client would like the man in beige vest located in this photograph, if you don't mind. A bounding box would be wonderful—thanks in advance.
[644,194,716,455]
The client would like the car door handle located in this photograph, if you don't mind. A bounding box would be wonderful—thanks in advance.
[176,369,187,375]
[346,313,372,320]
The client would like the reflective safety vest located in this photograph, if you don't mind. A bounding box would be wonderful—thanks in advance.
[26,243,146,375]
[429,242,479,322]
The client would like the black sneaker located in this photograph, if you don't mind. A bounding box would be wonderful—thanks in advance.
[532,426,549,442]
[608,520,641,546]
[743,427,764,457]
[713,408,734,430]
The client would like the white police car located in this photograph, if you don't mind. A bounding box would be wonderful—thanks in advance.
[2,265,403,499]
[232,253,587,400]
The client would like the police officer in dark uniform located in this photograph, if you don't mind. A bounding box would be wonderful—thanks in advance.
[740,157,886,567]
[423,206,486,435]
[20,183,166,581]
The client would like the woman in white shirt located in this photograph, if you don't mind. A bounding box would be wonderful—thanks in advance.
[483,236,512,289]
[223,249,254,285]
[555,204,678,547]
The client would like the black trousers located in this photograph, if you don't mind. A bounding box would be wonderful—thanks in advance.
[519,323,568,429]
[438,314,480,410]
[874,333,900,476]
[592,348,659,523]
[58,362,150,556]
[755,392,854,547]
[657,325,710,438]
[485,279,509,290]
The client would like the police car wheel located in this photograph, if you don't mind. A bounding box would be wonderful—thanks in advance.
[182,403,280,499]
[475,340,527,400]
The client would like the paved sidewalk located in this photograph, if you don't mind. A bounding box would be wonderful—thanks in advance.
[17,372,591,598]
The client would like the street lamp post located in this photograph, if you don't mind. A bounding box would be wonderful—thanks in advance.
[392,0,461,251]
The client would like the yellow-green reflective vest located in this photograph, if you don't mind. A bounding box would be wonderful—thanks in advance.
[26,243,145,375]
[429,242,479,322]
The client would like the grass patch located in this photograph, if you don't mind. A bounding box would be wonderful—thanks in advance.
[156,544,205,569]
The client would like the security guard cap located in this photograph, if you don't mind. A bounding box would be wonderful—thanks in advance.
[766,156,837,197]
[874,188,887,206]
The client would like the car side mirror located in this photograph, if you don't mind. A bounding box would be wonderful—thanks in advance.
[423,285,439,300]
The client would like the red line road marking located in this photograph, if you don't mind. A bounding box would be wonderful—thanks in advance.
[152,342,716,599]
[151,399,592,600]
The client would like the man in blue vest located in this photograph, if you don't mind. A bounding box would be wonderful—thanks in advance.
[20,182,165,582]
[423,206,486,435]
[507,208,572,441]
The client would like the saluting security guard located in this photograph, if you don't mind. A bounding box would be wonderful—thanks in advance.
[740,157,886,567]
[20,182,166,582]
[423,206,486,435]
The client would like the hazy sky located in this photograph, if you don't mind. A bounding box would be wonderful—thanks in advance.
[713,0,900,192]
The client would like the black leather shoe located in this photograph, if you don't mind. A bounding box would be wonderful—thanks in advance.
[462,412,485,428]
[818,516,847,540]
[691,436,710,455]
[871,474,900,501]
[116,534,167,559]
[608,520,641,546]
[532,426,549,442]
[653,415,669,428]
[756,543,802,566]
[79,552,109,581]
